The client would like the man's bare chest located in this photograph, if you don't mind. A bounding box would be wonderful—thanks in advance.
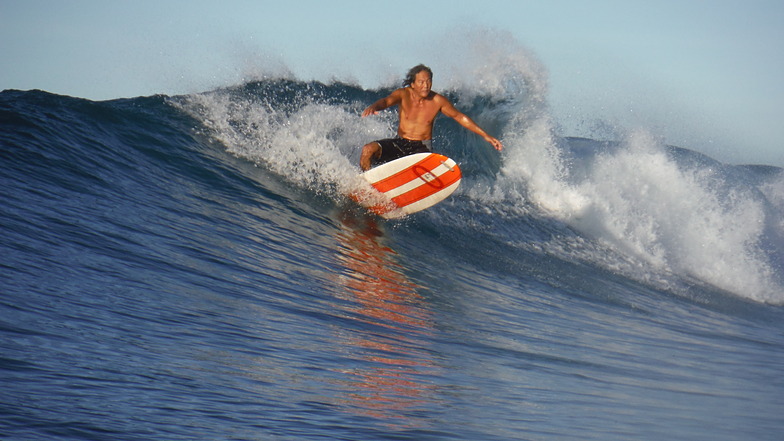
[400,102,439,123]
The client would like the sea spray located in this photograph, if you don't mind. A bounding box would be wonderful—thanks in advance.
[504,128,782,303]
[175,82,389,197]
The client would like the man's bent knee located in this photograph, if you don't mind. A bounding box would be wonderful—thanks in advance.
[360,142,380,171]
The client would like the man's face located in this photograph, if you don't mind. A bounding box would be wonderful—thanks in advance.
[412,70,432,98]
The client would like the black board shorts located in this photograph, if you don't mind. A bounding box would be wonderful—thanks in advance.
[375,137,432,165]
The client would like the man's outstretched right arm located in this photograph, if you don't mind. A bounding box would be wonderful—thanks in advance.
[362,89,403,117]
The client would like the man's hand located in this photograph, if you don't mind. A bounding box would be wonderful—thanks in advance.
[486,136,503,151]
[361,105,378,118]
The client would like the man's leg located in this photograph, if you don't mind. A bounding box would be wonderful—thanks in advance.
[360,142,381,171]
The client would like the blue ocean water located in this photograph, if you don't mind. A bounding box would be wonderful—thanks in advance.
[2,74,783,440]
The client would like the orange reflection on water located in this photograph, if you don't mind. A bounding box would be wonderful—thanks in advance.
[330,211,438,425]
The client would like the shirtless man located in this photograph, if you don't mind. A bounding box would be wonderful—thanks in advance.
[359,64,503,171]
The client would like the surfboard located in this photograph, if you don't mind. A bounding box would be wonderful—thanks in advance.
[350,152,462,219]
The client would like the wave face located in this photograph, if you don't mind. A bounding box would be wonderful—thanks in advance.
[2,67,784,439]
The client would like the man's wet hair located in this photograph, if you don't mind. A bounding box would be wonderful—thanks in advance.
[403,64,433,87]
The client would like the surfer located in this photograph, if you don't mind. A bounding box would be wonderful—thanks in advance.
[359,64,503,171]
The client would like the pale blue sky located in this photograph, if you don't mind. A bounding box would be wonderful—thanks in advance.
[2,0,782,165]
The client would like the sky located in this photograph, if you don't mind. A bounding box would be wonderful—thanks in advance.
[2,0,783,166]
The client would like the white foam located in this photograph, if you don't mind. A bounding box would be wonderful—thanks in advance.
[177,89,391,197]
[499,125,782,303]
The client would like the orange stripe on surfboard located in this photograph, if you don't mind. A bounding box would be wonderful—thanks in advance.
[391,166,462,207]
[371,154,447,193]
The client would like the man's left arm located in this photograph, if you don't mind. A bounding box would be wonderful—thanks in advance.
[440,98,503,151]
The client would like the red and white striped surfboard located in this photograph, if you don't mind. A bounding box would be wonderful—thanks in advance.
[350,152,462,219]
